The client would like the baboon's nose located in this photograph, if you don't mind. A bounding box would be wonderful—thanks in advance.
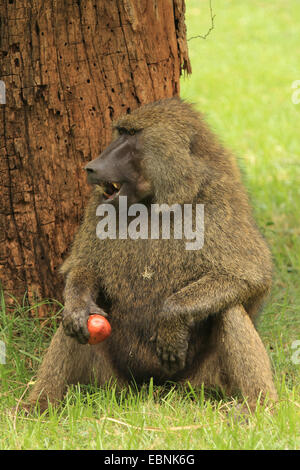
[84,161,102,185]
[84,162,96,173]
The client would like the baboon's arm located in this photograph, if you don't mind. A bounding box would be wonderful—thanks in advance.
[59,189,107,343]
[153,272,269,372]
[62,266,105,344]
[162,272,266,322]
[64,265,99,302]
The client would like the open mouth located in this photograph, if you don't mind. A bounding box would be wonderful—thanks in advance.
[102,182,122,200]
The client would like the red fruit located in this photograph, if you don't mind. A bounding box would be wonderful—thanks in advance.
[87,314,111,345]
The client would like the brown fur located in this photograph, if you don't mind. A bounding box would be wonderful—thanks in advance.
[27,98,277,411]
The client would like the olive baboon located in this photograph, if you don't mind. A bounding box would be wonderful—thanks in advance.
[28,98,277,411]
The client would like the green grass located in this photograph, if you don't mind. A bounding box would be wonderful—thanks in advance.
[1,0,300,450]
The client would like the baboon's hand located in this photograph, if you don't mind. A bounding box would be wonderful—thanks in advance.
[62,298,107,344]
[151,314,190,374]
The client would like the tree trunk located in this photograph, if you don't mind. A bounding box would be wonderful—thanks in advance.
[0,0,191,311]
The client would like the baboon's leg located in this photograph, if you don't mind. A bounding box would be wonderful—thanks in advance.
[27,325,90,410]
[27,324,122,411]
[187,305,277,409]
[217,305,277,408]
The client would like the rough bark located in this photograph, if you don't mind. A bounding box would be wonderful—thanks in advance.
[0,0,191,311]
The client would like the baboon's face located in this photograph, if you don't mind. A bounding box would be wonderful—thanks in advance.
[85,128,151,204]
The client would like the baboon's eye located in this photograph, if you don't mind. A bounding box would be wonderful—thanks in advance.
[117,127,136,136]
